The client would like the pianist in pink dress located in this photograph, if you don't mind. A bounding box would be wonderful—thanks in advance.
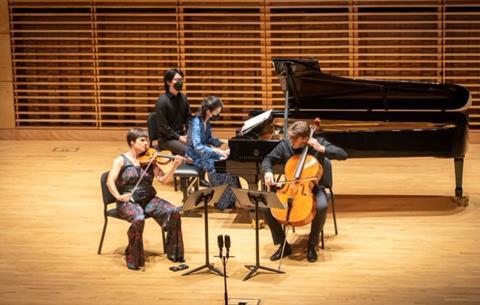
[185,96,239,210]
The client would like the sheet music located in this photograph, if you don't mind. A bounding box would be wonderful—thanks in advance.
[240,109,272,135]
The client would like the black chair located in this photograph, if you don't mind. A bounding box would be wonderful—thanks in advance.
[146,112,200,202]
[146,112,160,149]
[97,171,166,255]
[319,157,338,249]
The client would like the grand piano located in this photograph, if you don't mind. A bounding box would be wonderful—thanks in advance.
[216,58,471,204]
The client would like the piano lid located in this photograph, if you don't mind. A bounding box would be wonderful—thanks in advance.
[272,58,471,112]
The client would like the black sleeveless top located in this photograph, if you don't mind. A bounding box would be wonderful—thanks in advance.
[115,154,157,205]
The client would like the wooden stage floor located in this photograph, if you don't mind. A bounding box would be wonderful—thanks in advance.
[1,140,479,305]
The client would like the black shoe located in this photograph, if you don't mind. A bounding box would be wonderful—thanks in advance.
[270,243,291,261]
[167,255,185,263]
[307,246,318,263]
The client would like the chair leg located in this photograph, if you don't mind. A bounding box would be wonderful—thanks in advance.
[180,177,188,203]
[320,230,324,249]
[161,228,166,253]
[97,217,108,254]
[329,187,338,235]
[194,176,199,191]
[187,176,199,193]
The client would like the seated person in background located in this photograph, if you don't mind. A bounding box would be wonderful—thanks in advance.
[185,96,239,210]
[261,121,348,262]
[107,128,186,270]
[155,68,192,155]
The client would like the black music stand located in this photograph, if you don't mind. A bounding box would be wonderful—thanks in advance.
[182,184,229,277]
[231,188,285,281]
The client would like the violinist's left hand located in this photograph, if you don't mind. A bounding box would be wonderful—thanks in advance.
[308,137,325,153]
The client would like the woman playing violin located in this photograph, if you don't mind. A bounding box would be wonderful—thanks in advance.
[262,121,347,262]
[106,128,186,270]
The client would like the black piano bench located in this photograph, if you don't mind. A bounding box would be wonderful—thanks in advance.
[173,164,200,203]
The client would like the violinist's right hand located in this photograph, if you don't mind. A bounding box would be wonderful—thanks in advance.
[179,135,188,144]
[173,155,184,167]
[117,192,132,202]
[264,172,275,186]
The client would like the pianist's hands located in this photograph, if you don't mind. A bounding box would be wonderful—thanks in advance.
[264,172,275,186]
[217,149,230,159]
[212,145,230,159]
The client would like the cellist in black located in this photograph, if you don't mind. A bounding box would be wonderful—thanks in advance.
[262,121,347,262]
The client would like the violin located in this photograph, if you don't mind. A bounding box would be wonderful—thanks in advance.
[122,147,186,205]
[138,147,189,166]
[270,118,323,227]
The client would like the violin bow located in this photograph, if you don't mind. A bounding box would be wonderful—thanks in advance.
[124,151,158,204]
[273,176,319,186]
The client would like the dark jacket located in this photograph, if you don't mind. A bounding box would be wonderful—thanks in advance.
[155,91,192,141]
[261,136,348,185]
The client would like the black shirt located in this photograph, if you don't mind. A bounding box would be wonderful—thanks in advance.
[155,91,192,141]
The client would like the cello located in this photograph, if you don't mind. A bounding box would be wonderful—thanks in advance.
[270,118,323,227]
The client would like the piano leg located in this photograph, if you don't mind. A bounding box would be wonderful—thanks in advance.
[454,157,469,206]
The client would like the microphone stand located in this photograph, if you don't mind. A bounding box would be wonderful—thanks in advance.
[222,251,228,305]
[216,235,233,305]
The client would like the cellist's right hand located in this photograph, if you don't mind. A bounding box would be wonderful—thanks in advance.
[117,192,132,202]
[264,172,275,186]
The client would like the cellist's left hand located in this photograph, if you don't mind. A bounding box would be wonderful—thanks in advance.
[308,137,326,153]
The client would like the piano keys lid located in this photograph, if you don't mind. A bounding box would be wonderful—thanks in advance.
[272,58,471,112]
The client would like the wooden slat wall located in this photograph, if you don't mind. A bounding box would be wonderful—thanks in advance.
[95,1,178,128]
[265,1,352,109]
[355,1,442,81]
[180,1,265,129]
[10,1,97,127]
[7,0,480,130]
[444,0,480,128]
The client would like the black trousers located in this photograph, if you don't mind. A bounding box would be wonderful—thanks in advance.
[157,139,186,155]
[262,188,328,248]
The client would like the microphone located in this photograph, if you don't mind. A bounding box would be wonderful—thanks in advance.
[224,235,231,259]
[217,234,224,258]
